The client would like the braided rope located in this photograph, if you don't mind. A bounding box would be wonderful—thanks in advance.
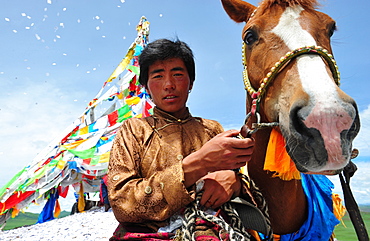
[182,193,250,241]
[182,194,199,240]
[180,174,273,241]
[241,174,273,240]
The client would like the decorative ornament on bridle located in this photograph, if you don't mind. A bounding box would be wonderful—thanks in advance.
[241,43,341,136]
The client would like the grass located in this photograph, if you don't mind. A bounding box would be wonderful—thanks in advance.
[334,206,370,241]
[2,211,70,231]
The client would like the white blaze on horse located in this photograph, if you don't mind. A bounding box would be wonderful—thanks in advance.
[221,0,360,237]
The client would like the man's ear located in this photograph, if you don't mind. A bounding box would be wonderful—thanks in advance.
[145,86,151,96]
[189,82,194,92]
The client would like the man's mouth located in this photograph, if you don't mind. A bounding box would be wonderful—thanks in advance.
[164,96,177,99]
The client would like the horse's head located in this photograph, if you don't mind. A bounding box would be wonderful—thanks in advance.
[222,0,360,173]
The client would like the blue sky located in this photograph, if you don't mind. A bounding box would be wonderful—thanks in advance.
[0,0,369,210]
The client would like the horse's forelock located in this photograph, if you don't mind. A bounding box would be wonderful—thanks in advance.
[259,0,319,12]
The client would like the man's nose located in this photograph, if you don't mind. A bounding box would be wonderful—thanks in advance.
[163,76,175,90]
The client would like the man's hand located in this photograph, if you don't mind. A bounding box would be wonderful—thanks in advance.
[197,129,254,171]
[198,170,241,209]
[183,129,254,188]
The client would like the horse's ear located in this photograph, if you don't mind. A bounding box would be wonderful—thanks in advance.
[221,0,257,23]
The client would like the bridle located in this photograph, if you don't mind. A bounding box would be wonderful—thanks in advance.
[241,43,340,136]
[240,41,369,241]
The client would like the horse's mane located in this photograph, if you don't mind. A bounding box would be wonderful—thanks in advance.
[259,0,319,12]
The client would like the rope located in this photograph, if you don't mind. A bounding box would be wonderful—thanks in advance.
[180,173,273,241]
[182,192,251,241]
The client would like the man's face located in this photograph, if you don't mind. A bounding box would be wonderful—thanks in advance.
[146,58,193,118]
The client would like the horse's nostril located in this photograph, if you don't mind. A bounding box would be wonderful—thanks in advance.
[290,105,308,136]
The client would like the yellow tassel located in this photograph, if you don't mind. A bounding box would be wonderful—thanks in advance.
[264,129,301,180]
[332,193,346,226]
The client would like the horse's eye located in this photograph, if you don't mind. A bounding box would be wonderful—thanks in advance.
[244,29,258,45]
[328,22,337,37]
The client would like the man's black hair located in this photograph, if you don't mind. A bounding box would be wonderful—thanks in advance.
[138,39,195,87]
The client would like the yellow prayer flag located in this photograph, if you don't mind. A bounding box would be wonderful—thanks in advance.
[62,139,87,150]
[77,184,85,213]
[54,199,61,218]
[99,152,110,163]
[11,208,19,218]
[57,160,66,170]
[80,126,89,135]
[125,96,140,105]
[106,48,135,83]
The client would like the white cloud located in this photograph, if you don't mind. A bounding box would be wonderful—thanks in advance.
[328,161,370,205]
[353,105,370,157]
[0,80,88,189]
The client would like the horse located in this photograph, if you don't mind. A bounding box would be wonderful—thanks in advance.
[221,0,360,238]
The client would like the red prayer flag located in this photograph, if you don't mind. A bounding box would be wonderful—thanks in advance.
[108,110,118,126]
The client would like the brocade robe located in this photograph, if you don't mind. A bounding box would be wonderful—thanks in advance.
[108,107,224,232]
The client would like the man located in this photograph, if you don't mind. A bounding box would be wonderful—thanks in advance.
[108,39,258,240]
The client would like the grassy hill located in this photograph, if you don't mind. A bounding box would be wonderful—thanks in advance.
[360,205,370,213]
[2,211,70,231]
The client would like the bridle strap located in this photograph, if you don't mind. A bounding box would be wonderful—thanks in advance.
[340,161,370,241]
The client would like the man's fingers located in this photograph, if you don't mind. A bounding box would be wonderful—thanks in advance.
[217,129,240,138]
[235,161,248,169]
[200,187,212,207]
[230,137,255,150]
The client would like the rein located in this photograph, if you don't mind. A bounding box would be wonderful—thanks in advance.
[340,159,370,241]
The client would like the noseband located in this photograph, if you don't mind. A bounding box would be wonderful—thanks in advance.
[241,44,341,135]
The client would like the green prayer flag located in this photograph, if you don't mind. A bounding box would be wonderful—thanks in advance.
[117,105,131,122]
[68,147,97,159]
[90,156,100,166]
[128,65,140,76]
[0,167,27,197]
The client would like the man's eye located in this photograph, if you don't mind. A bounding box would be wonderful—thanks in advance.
[152,74,162,79]
[174,73,183,77]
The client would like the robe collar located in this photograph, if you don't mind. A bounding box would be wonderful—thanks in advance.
[153,107,192,123]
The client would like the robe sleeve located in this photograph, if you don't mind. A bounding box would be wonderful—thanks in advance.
[107,119,194,224]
